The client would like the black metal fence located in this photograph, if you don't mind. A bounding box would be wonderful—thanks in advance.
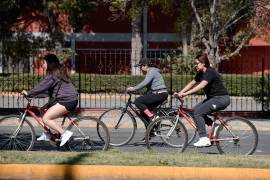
[0,47,270,113]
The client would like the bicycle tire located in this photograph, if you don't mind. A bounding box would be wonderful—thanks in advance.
[98,108,137,146]
[215,117,258,155]
[145,116,188,152]
[66,116,110,151]
[164,108,197,145]
[0,115,36,151]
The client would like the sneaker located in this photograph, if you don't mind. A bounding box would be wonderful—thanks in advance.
[150,115,159,121]
[193,137,211,147]
[60,130,73,147]
[37,132,50,141]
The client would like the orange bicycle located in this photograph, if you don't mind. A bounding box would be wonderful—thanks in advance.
[0,95,110,151]
[146,96,258,155]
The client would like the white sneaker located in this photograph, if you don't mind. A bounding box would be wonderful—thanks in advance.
[37,132,50,141]
[60,130,73,147]
[194,137,211,147]
[151,115,159,121]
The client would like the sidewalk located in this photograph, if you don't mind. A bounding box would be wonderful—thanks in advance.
[0,164,270,180]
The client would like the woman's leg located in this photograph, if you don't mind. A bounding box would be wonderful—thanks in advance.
[134,95,154,118]
[193,96,230,137]
[42,103,69,134]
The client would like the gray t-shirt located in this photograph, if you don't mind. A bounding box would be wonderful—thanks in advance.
[133,67,167,92]
[27,74,78,102]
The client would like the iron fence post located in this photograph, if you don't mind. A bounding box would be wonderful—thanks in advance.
[261,56,265,111]
[170,60,173,108]
[78,54,81,109]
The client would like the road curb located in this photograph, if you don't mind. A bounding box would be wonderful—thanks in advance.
[0,164,270,179]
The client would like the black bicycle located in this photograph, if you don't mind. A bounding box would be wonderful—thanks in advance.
[97,92,173,146]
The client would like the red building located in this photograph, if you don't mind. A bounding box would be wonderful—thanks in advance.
[17,4,270,74]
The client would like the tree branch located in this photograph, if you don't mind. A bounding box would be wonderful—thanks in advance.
[217,3,251,37]
[190,0,210,51]
[219,29,255,61]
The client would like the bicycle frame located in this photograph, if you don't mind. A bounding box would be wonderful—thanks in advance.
[115,93,150,129]
[175,97,239,143]
[20,96,78,142]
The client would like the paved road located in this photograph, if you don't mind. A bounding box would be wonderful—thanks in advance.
[0,109,269,154]
[29,119,270,155]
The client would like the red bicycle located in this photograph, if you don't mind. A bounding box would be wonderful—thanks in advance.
[0,95,110,151]
[146,96,258,155]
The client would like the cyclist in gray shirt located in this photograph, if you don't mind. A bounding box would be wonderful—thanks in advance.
[127,58,168,123]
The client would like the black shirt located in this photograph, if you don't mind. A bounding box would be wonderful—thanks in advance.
[195,67,228,98]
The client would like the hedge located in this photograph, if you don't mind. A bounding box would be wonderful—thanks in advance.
[0,73,263,97]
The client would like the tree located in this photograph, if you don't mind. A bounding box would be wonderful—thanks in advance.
[0,0,98,73]
[189,0,270,67]
[103,0,146,75]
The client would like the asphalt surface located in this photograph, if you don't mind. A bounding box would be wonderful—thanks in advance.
[27,118,270,155]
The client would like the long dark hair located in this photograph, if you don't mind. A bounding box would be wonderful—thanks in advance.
[43,54,69,82]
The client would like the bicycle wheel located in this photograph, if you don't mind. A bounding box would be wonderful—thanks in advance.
[145,116,188,152]
[0,115,36,151]
[98,108,137,146]
[67,116,110,151]
[163,108,197,145]
[215,117,258,155]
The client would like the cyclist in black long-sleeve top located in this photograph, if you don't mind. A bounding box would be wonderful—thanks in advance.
[21,54,78,146]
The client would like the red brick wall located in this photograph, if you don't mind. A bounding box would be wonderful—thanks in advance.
[219,46,270,74]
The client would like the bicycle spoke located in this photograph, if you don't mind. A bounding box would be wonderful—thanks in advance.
[98,108,136,146]
[216,117,258,155]
[67,116,109,151]
[0,116,35,151]
[146,116,188,152]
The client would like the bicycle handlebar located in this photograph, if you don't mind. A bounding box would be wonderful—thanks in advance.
[21,93,32,103]
[173,94,184,107]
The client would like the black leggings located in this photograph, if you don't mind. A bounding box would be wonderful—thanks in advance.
[134,92,168,120]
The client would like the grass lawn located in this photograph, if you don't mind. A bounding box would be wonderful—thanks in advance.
[1,149,270,168]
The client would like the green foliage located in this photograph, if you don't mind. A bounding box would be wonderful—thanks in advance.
[56,0,98,32]
[0,73,261,97]
[253,74,270,111]
[159,49,200,75]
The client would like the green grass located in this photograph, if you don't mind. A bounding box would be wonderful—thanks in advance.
[1,150,270,168]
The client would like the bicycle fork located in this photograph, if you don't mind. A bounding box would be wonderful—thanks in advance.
[114,108,127,129]
[11,112,27,138]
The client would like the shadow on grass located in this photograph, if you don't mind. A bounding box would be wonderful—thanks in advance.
[58,152,92,180]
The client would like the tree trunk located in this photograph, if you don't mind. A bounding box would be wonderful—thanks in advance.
[131,7,143,75]
[181,30,188,57]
